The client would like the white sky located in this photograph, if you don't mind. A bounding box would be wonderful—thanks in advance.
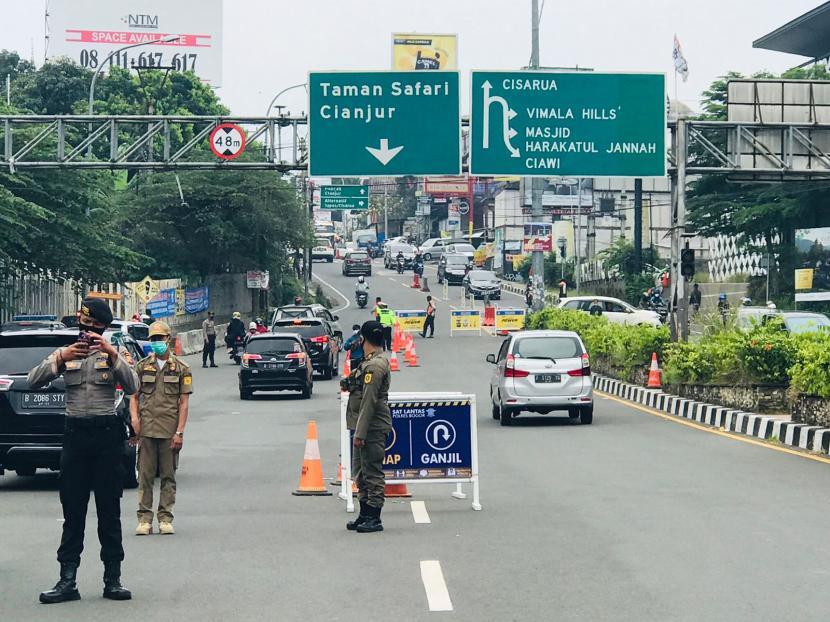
[0,0,824,116]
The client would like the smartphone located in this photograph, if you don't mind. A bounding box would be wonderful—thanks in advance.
[76,331,92,346]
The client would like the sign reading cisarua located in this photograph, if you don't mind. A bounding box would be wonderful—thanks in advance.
[309,71,461,177]
[470,71,666,177]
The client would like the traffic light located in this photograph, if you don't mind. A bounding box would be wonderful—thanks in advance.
[680,248,695,279]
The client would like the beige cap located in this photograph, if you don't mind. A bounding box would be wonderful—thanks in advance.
[148,321,172,338]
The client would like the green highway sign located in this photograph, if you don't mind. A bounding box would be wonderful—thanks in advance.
[309,71,461,177]
[470,71,666,177]
[319,185,369,210]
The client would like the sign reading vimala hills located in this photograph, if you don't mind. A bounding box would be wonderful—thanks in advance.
[469,71,666,177]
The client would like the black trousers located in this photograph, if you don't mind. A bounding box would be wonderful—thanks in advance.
[57,419,126,565]
[203,334,216,365]
[421,315,435,337]
[382,327,393,351]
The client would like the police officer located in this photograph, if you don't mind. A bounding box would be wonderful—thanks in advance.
[376,302,395,351]
[343,321,391,533]
[130,321,192,536]
[29,298,139,604]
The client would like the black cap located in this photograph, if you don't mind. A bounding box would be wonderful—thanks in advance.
[352,324,361,331]
[360,320,384,346]
[80,297,113,325]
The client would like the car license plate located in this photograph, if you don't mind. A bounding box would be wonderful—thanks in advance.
[535,374,560,383]
[261,363,285,370]
[22,392,65,409]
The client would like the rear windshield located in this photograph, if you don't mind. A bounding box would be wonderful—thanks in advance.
[469,271,494,280]
[452,244,475,252]
[275,308,312,319]
[445,255,468,265]
[246,338,301,355]
[315,238,332,248]
[273,322,327,338]
[128,324,149,341]
[513,336,584,360]
[784,315,830,334]
[348,252,369,260]
[0,334,77,374]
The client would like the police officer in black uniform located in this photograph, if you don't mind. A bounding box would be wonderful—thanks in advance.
[29,298,140,604]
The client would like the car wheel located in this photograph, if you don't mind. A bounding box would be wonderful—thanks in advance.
[321,366,333,380]
[368,270,372,276]
[580,406,594,425]
[327,257,333,263]
[301,384,311,399]
[240,388,252,400]
[14,467,36,477]
[424,252,432,261]
[500,407,513,426]
[491,400,501,420]
[568,408,580,419]
[122,444,138,489]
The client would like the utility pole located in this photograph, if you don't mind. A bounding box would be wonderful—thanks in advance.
[633,178,643,273]
[529,0,544,310]
[303,175,311,297]
[383,182,389,242]
[670,117,689,341]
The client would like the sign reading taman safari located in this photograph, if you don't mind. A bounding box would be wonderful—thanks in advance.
[470,72,666,177]
[309,71,461,177]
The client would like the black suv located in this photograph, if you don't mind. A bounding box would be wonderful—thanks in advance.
[272,318,340,379]
[0,328,137,487]
[238,333,314,400]
[271,304,343,344]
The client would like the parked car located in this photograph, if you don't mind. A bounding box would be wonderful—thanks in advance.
[735,306,782,332]
[109,319,152,356]
[271,318,340,379]
[383,243,417,269]
[271,304,342,344]
[238,333,313,399]
[311,237,335,262]
[437,253,471,285]
[445,243,476,262]
[487,330,593,426]
[463,269,502,300]
[0,315,66,332]
[419,238,449,261]
[557,296,662,327]
[0,327,137,486]
[342,250,372,276]
[780,311,830,334]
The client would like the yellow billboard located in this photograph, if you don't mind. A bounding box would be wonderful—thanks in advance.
[795,268,814,291]
[396,310,427,332]
[392,34,458,71]
[495,308,526,331]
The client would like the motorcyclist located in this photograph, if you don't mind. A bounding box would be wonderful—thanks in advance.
[717,293,730,325]
[294,296,303,305]
[255,318,268,334]
[226,311,246,347]
[342,324,364,365]
[395,250,405,273]
[246,322,258,341]
[766,301,777,310]
[355,275,369,294]
[413,251,424,276]
[525,281,533,308]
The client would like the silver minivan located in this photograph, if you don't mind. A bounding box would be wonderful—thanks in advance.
[486,330,593,426]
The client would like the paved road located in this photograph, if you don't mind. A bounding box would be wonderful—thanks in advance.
[3,259,830,621]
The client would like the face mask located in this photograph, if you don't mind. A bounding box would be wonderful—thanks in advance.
[150,341,168,356]
[79,324,106,336]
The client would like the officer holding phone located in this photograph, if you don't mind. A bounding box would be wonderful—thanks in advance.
[28,298,139,604]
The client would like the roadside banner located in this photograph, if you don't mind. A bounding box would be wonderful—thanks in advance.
[450,309,482,336]
[175,288,186,316]
[341,392,481,512]
[396,310,427,332]
[495,308,526,331]
[184,286,210,314]
[146,288,176,318]
[392,33,458,71]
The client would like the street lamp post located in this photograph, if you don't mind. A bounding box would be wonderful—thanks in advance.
[265,83,307,162]
[86,35,180,155]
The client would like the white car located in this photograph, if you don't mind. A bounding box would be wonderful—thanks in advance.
[445,243,476,262]
[557,296,662,327]
[311,237,334,262]
[419,238,449,261]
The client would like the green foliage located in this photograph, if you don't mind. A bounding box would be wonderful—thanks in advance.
[788,332,830,398]
[516,253,574,286]
[738,320,797,384]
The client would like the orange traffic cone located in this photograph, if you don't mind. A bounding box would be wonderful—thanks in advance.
[412,273,420,288]
[174,336,183,356]
[389,351,400,371]
[342,357,351,379]
[407,344,420,367]
[393,324,402,352]
[292,420,332,496]
[331,462,343,486]
[385,483,412,497]
[647,352,662,389]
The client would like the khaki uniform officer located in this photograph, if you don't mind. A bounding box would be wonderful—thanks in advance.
[130,321,192,536]
[345,321,391,533]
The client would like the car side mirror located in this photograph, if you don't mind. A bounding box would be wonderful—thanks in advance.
[332,315,339,321]
[486,354,496,364]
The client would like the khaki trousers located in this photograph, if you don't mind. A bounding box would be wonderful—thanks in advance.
[137,437,177,524]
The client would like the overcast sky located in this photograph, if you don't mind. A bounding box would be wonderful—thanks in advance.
[0,0,823,115]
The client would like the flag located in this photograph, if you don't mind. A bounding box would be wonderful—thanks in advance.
[673,34,689,82]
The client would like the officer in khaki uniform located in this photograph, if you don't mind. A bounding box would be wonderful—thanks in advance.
[129,321,192,535]
[342,321,391,533]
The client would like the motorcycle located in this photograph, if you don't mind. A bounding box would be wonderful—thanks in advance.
[356,290,368,308]
[227,335,245,365]
[396,256,405,274]
[646,297,669,324]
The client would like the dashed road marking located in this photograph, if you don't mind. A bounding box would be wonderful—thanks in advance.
[410,501,431,524]
[420,560,453,612]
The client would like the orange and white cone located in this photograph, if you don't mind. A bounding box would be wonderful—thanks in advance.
[407,344,420,367]
[385,483,412,497]
[342,357,351,379]
[389,351,400,371]
[647,352,662,389]
[292,420,332,496]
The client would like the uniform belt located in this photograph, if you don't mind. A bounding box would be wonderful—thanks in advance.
[65,415,121,429]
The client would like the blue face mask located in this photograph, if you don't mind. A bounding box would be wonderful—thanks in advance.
[150,341,168,356]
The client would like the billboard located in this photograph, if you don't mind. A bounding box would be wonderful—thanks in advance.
[523,222,552,252]
[795,227,830,302]
[392,34,457,71]
[48,0,223,87]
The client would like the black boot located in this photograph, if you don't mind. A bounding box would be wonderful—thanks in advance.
[102,561,132,600]
[356,505,384,533]
[346,501,369,531]
[39,562,81,604]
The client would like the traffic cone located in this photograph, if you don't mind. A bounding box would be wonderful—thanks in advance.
[385,483,412,498]
[292,420,332,496]
[421,276,430,292]
[331,462,343,486]
[407,344,420,367]
[342,357,351,379]
[647,352,662,389]
[393,324,402,352]
[174,336,183,356]
[412,273,421,288]
[389,351,400,371]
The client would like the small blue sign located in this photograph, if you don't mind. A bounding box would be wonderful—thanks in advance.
[184,286,210,314]
[146,288,176,318]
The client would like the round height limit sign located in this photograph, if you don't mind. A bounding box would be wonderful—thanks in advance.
[209,123,246,160]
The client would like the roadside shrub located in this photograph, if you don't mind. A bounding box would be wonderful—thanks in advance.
[789,332,830,398]
[738,320,797,384]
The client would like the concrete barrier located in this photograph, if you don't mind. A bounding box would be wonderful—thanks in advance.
[175,323,228,356]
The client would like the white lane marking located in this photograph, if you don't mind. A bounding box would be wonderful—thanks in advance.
[420,560,453,612]
[410,501,431,524]
[312,273,351,313]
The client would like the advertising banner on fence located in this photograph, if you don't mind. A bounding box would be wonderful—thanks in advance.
[392,33,458,71]
[175,288,186,316]
[146,288,176,318]
[184,286,210,314]
[450,310,481,334]
[523,222,553,252]
[48,0,224,86]
[246,271,270,289]
[396,310,427,332]
[495,308,526,331]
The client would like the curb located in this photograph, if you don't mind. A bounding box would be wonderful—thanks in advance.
[593,375,830,456]
[499,279,525,296]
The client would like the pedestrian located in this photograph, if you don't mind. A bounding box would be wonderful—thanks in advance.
[421,295,436,338]
[293,248,303,279]
[689,284,702,315]
[376,302,395,351]
[343,324,364,366]
[202,311,218,368]
[29,298,140,604]
[344,321,391,533]
[130,321,192,537]
[558,279,568,299]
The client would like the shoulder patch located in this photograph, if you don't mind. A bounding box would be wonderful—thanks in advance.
[183,376,192,386]
[363,372,373,385]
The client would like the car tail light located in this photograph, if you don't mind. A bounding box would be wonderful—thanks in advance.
[0,377,13,391]
[242,353,262,368]
[310,335,329,344]
[504,355,529,378]
[567,354,591,377]
[286,352,306,362]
